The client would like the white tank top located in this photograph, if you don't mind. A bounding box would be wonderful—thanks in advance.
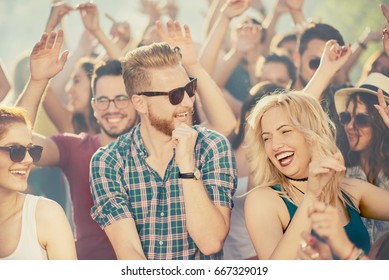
[0,195,48,260]
[223,176,256,259]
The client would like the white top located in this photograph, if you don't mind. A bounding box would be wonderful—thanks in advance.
[0,194,48,260]
[223,176,256,259]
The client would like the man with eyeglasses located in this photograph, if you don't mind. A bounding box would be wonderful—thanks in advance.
[16,30,138,259]
[89,21,237,260]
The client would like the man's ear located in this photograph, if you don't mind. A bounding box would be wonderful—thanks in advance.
[90,100,100,122]
[293,51,301,70]
[131,95,147,114]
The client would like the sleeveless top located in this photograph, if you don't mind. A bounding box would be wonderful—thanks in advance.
[0,195,48,260]
[272,185,371,254]
[223,176,256,259]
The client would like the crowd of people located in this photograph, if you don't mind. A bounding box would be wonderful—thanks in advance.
[0,0,389,260]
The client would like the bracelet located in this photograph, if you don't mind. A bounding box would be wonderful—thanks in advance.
[358,41,367,49]
[342,244,356,260]
[351,249,365,260]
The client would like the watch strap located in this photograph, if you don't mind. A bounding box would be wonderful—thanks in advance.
[179,172,195,179]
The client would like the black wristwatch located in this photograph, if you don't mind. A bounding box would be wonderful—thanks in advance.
[179,168,201,180]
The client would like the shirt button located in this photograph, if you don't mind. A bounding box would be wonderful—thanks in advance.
[159,241,163,246]
[160,212,164,217]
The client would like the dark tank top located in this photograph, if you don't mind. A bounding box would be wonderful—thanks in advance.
[272,184,371,254]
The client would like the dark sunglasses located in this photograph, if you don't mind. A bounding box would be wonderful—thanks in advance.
[339,111,371,128]
[308,58,320,71]
[0,145,43,163]
[92,95,130,111]
[136,77,197,105]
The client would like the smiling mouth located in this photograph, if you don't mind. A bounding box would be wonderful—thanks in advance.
[276,152,294,167]
[175,112,188,118]
[104,114,126,124]
[10,169,28,177]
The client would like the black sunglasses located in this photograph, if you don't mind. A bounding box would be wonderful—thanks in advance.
[0,145,43,163]
[92,95,130,111]
[339,111,371,128]
[136,77,197,105]
[309,58,320,71]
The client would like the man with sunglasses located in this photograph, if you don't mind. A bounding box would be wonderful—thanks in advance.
[89,21,237,260]
[16,30,138,259]
[292,23,355,134]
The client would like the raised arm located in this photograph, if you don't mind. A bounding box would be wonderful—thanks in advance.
[213,22,262,88]
[0,59,11,103]
[156,20,237,137]
[76,2,122,59]
[285,0,305,26]
[106,13,132,53]
[14,31,67,167]
[303,40,351,101]
[44,30,96,133]
[199,0,252,75]
[15,30,68,126]
[44,1,73,33]
[381,4,389,56]
[339,27,381,83]
[261,0,289,55]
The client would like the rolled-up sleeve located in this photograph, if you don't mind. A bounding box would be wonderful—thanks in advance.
[89,146,133,229]
[200,131,237,209]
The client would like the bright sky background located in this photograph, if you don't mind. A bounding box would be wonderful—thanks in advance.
[0,0,301,79]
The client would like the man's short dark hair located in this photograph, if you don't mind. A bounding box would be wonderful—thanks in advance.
[298,23,344,55]
[91,60,122,96]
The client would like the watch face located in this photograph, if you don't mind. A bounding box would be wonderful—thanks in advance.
[194,168,201,180]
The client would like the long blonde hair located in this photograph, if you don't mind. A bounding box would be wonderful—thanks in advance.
[245,92,346,206]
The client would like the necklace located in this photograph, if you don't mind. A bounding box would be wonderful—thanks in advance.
[291,184,305,195]
[285,175,308,182]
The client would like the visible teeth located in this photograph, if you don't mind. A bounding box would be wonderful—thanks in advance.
[276,152,294,160]
[176,113,188,118]
[10,170,27,175]
[106,117,121,123]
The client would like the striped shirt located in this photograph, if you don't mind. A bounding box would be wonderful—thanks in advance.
[90,124,237,260]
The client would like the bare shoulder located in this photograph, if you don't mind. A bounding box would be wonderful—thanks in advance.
[245,185,291,248]
[245,186,284,211]
[35,197,66,223]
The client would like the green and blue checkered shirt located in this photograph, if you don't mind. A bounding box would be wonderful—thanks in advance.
[90,124,237,260]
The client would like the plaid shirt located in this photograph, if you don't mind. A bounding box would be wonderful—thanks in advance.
[90,124,237,260]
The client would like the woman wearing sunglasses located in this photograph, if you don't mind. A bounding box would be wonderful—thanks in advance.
[0,107,76,260]
[334,72,389,245]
